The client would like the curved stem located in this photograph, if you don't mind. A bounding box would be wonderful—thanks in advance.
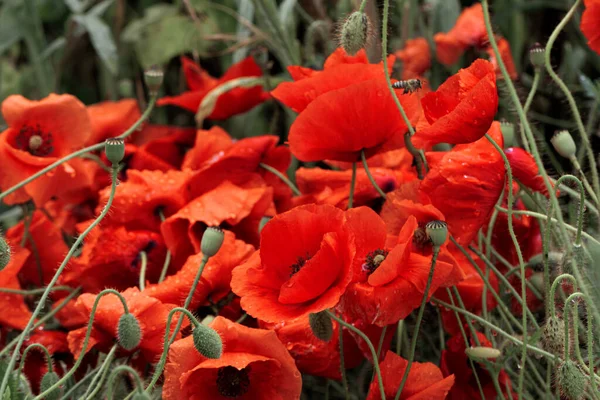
[1,167,119,397]
[138,251,148,291]
[106,365,145,400]
[569,156,600,206]
[18,344,53,378]
[361,150,387,199]
[394,247,439,399]
[549,273,578,317]
[259,162,301,196]
[563,292,587,360]
[82,344,118,400]
[348,162,357,209]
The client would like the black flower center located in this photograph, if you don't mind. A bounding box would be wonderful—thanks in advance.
[15,125,54,156]
[362,249,389,274]
[216,366,251,398]
[290,253,311,277]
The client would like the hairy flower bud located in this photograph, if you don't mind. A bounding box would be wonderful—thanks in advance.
[117,313,142,351]
[529,43,546,69]
[0,235,10,271]
[425,220,448,248]
[40,371,61,400]
[144,66,164,96]
[551,130,577,159]
[105,138,125,165]
[201,227,225,257]
[557,361,586,400]
[192,324,223,359]
[340,12,369,56]
[309,311,333,342]
[540,316,565,355]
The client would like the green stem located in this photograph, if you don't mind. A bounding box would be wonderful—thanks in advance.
[61,365,102,400]
[259,162,301,196]
[138,251,148,291]
[549,274,577,318]
[376,325,387,360]
[82,344,118,400]
[338,323,350,400]
[394,247,439,400]
[520,71,541,152]
[157,209,172,283]
[348,162,357,209]
[396,320,403,355]
[361,150,386,199]
[358,0,368,12]
[326,310,385,400]
[18,344,53,378]
[0,286,74,295]
[106,366,145,400]
[569,157,600,205]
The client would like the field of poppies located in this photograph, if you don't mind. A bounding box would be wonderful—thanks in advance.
[1,0,600,399]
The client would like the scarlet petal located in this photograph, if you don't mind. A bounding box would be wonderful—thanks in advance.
[582,0,600,54]
[505,147,549,196]
[86,99,141,144]
[396,37,432,79]
[0,248,33,330]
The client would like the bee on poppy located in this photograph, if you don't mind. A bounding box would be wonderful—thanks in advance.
[392,79,423,94]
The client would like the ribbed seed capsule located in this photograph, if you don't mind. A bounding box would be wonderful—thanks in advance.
[192,324,223,359]
[117,313,142,351]
[144,66,164,95]
[309,311,333,342]
[529,43,546,69]
[105,138,125,165]
[201,227,225,257]
[551,130,576,159]
[40,371,61,400]
[425,220,448,248]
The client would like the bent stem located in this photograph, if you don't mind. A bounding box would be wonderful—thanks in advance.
[325,310,385,400]
[18,344,53,378]
[361,150,387,199]
[138,251,148,291]
[259,162,301,196]
[107,365,145,400]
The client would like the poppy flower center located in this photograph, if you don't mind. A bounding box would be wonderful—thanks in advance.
[216,366,251,398]
[290,254,311,277]
[362,249,389,274]
[15,125,54,156]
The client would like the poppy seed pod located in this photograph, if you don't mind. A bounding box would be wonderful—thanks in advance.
[192,324,223,359]
[0,235,10,271]
[201,227,225,257]
[540,316,565,355]
[425,220,448,248]
[117,313,142,351]
[465,346,502,361]
[551,130,577,159]
[105,138,125,165]
[340,12,369,56]
[529,43,546,69]
[144,66,164,96]
[557,361,586,400]
[308,311,334,342]
[40,371,61,400]
[500,121,515,148]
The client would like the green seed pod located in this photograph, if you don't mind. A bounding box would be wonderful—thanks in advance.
[529,43,546,69]
[105,138,125,165]
[540,316,565,355]
[132,392,151,400]
[144,66,164,96]
[0,235,10,271]
[500,121,515,148]
[117,313,142,351]
[340,12,369,56]
[465,346,502,361]
[192,324,223,359]
[551,130,577,159]
[309,311,334,342]
[425,220,448,248]
[557,361,586,400]
[40,371,61,400]
[201,227,225,257]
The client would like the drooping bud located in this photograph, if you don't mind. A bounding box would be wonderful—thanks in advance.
[340,12,370,56]
[40,371,61,400]
[551,130,577,159]
[465,346,502,361]
[540,316,565,355]
[132,392,152,400]
[192,324,223,359]
[117,313,142,351]
[425,220,448,248]
[557,360,586,400]
[201,227,225,257]
[529,43,546,69]
[105,138,125,165]
[309,311,334,342]
[0,235,10,271]
[500,121,515,148]
[144,66,164,96]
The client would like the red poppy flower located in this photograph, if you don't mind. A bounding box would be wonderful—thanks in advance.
[67,288,180,360]
[99,169,193,232]
[163,316,302,400]
[338,207,464,326]
[143,230,254,309]
[0,94,95,205]
[421,122,505,246]
[85,99,141,145]
[181,126,235,170]
[582,0,600,54]
[161,180,273,264]
[366,351,455,400]
[128,125,197,171]
[259,315,364,380]
[5,210,68,286]
[486,38,518,80]
[231,204,356,322]
[0,247,33,330]
[157,56,269,118]
[60,222,168,293]
[434,4,487,65]
[22,330,71,394]
[504,147,548,196]
[396,38,432,79]
[417,59,498,145]
[441,331,513,400]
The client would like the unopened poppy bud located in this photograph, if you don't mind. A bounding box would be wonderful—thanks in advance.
[425,220,448,248]
[132,392,151,400]
[340,11,369,56]
[500,121,515,148]
[0,236,10,271]
[117,313,142,351]
[144,66,164,96]
[309,311,333,342]
[557,361,586,400]
[40,371,61,400]
[551,130,577,159]
[105,138,125,165]
[192,324,223,359]
[529,43,546,69]
[201,227,224,257]
[465,346,502,360]
[540,316,565,355]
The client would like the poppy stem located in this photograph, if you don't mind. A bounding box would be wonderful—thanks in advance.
[394,247,439,400]
[0,165,119,399]
[18,343,54,378]
[138,251,148,291]
[325,310,385,400]
[568,156,600,206]
[82,344,119,400]
[549,274,578,320]
[259,162,302,196]
[520,71,541,153]
[348,162,357,209]
[0,285,74,295]
[338,321,350,400]
[157,210,172,283]
[106,365,145,400]
[358,0,368,13]
[360,150,387,199]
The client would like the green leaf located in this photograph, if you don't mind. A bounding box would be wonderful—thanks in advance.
[73,14,118,74]
[0,5,24,55]
[121,4,179,43]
